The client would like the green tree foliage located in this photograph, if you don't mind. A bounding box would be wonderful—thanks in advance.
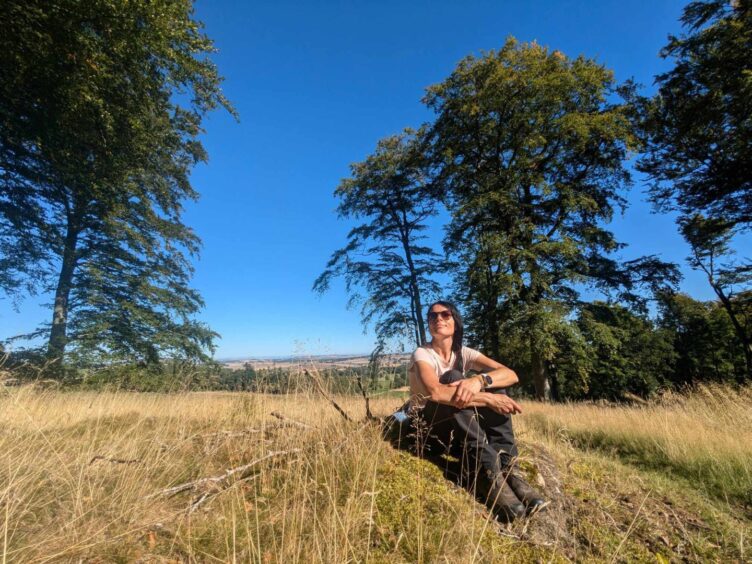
[0,0,233,368]
[679,215,751,378]
[497,303,676,401]
[314,130,444,347]
[659,291,750,384]
[424,38,672,399]
[573,302,676,400]
[636,0,752,382]
[638,0,752,228]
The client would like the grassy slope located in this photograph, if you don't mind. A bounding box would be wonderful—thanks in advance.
[0,386,749,562]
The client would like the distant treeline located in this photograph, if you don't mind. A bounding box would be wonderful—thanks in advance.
[0,359,410,395]
[4,284,746,403]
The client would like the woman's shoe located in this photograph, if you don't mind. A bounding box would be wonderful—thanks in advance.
[488,479,526,522]
[506,472,548,516]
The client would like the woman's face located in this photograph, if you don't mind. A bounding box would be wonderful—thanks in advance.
[428,304,455,339]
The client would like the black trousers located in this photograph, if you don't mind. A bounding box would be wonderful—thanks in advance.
[416,370,518,484]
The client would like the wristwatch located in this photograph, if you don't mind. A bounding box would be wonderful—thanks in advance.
[479,373,493,389]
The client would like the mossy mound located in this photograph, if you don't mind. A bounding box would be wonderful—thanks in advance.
[373,450,560,563]
[374,439,750,562]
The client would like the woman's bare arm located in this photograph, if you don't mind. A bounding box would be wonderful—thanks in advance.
[450,352,519,406]
[475,391,522,414]
[416,360,521,413]
[470,352,519,389]
[414,360,465,405]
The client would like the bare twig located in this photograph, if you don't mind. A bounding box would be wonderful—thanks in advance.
[149,449,301,499]
[188,491,212,514]
[354,373,376,421]
[89,455,141,466]
[270,411,314,429]
[304,367,353,422]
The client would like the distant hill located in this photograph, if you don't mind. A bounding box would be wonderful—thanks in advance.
[221,353,410,371]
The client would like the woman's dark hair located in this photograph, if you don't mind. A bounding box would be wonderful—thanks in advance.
[427,300,464,372]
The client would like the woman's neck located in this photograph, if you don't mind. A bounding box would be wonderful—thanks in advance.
[430,336,453,362]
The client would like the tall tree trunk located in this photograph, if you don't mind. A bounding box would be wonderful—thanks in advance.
[525,251,552,400]
[399,226,426,346]
[47,220,79,370]
[548,360,560,401]
[486,302,500,359]
[530,342,550,401]
[483,255,500,358]
[408,290,421,346]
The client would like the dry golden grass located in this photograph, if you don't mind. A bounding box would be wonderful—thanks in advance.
[520,384,752,507]
[0,383,750,562]
[0,389,508,562]
[1,391,329,559]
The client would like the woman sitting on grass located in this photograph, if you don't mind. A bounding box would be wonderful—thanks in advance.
[408,300,546,521]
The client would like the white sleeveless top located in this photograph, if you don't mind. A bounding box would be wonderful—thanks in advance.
[408,345,481,408]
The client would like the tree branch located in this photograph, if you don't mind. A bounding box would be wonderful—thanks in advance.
[150,449,300,501]
[304,366,353,422]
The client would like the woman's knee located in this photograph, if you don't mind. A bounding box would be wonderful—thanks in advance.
[439,369,464,384]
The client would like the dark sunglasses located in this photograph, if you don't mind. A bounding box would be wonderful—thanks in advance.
[428,310,453,322]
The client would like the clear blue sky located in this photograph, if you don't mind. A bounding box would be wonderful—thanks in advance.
[1,0,747,359]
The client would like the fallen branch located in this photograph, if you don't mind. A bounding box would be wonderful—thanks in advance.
[150,449,301,500]
[304,367,353,422]
[89,455,141,466]
[197,429,264,440]
[199,416,317,442]
[188,474,261,514]
[188,491,213,514]
[270,411,314,429]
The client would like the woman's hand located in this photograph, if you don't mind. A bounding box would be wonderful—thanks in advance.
[449,377,483,408]
[485,393,523,415]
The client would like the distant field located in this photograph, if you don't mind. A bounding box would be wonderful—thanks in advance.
[222,353,410,371]
[0,384,749,562]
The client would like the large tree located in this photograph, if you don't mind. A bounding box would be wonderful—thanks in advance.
[638,0,752,227]
[314,130,443,347]
[425,39,671,399]
[637,0,752,380]
[0,0,233,367]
